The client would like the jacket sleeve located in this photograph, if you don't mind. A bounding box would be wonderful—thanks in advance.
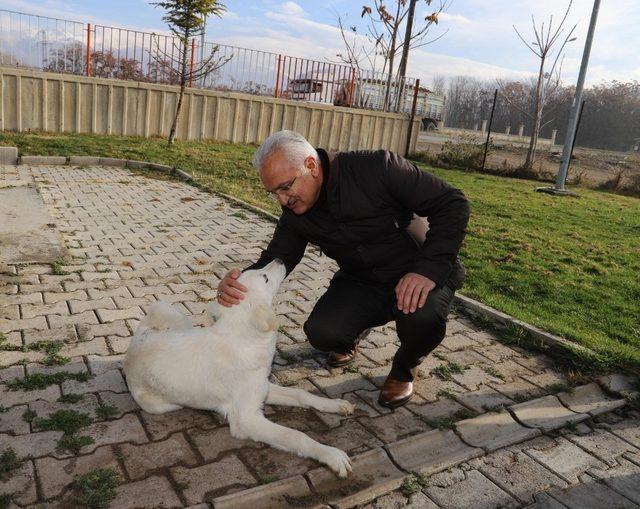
[243,215,308,277]
[379,151,471,287]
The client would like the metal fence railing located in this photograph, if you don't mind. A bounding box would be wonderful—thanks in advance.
[0,8,444,117]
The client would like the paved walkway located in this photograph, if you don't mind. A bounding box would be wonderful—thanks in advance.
[1,163,639,509]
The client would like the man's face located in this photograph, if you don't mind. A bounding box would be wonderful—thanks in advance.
[260,150,323,215]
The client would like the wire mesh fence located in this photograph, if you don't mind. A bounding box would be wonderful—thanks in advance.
[0,8,444,118]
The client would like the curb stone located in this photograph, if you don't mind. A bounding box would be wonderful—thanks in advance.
[20,155,67,165]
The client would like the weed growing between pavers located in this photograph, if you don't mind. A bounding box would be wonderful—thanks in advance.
[72,468,120,509]
[0,339,70,366]
[58,393,85,404]
[547,382,573,394]
[95,404,118,420]
[400,471,429,495]
[58,435,95,455]
[50,260,70,276]
[431,361,465,381]
[33,409,92,435]
[6,371,93,391]
[29,409,96,454]
[0,448,22,481]
[482,365,505,380]
[421,408,478,430]
[257,474,277,485]
[22,409,37,423]
[0,405,7,413]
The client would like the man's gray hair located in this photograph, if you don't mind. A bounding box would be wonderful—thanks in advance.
[252,130,318,172]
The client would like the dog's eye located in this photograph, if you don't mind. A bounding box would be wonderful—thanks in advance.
[263,274,269,283]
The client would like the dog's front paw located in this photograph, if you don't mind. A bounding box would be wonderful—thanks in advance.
[334,399,355,416]
[321,446,352,478]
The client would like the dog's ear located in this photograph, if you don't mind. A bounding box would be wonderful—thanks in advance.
[251,304,279,332]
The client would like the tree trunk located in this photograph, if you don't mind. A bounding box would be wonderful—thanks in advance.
[523,56,546,171]
[383,1,403,112]
[395,0,417,112]
[397,0,416,81]
[168,35,191,147]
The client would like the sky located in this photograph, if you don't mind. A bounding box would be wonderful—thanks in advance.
[3,0,639,88]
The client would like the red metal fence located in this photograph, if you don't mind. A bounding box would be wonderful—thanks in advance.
[0,8,441,117]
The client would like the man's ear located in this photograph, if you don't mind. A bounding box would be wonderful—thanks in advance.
[251,304,279,332]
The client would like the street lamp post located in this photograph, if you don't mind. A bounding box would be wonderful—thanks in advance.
[538,0,601,196]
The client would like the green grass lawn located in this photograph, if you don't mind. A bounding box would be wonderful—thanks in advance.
[2,131,639,371]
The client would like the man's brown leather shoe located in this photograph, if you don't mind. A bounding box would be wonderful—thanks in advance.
[326,345,358,368]
[325,329,371,368]
[378,369,417,409]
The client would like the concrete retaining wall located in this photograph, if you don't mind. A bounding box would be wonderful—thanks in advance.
[0,67,420,154]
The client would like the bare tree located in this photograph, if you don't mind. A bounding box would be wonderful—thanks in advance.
[361,0,450,111]
[150,0,230,146]
[512,0,577,171]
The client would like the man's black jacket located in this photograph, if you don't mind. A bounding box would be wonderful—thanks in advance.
[246,148,471,288]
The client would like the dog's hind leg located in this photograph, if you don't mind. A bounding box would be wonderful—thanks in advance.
[133,390,182,414]
[266,383,354,416]
[228,408,352,478]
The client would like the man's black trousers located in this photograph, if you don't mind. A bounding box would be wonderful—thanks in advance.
[303,262,465,382]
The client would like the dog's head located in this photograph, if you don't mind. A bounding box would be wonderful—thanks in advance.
[213,258,286,333]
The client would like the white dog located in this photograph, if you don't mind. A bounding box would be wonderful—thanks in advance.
[123,259,354,477]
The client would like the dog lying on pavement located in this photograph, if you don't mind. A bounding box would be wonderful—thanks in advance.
[123,259,354,477]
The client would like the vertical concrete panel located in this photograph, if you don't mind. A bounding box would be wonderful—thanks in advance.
[199,95,207,139]
[217,97,233,141]
[16,76,22,132]
[147,89,161,137]
[95,84,109,134]
[163,91,177,139]
[63,79,77,133]
[80,83,92,134]
[242,98,253,143]
[255,101,266,143]
[41,77,48,131]
[111,86,124,135]
[206,95,217,139]
[295,107,310,137]
[22,77,43,131]
[91,83,97,134]
[3,75,16,130]
[0,72,4,131]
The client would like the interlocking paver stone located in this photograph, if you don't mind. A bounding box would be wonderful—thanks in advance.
[424,469,518,509]
[548,476,638,509]
[213,475,322,509]
[557,383,627,416]
[525,437,606,483]
[171,454,256,505]
[475,449,568,504]
[456,410,540,452]
[510,394,589,431]
[307,447,405,509]
[386,428,482,476]
[568,429,639,466]
[34,445,123,499]
[120,433,199,480]
[110,475,182,508]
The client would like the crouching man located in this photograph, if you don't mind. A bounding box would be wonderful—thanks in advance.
[217,130,470,408]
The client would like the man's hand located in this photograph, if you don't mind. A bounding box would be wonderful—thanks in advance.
[395,272,436,314]
[217,269,248,307]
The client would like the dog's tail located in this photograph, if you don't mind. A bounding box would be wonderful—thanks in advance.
[137,301,192,333]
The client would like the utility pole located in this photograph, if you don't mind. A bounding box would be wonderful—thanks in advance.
[200,13,207,87]
[538,0,600,196]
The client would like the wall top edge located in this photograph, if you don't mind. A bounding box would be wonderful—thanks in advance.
[0,65,417,121]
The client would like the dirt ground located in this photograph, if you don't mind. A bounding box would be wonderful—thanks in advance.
[417,128,640,188]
